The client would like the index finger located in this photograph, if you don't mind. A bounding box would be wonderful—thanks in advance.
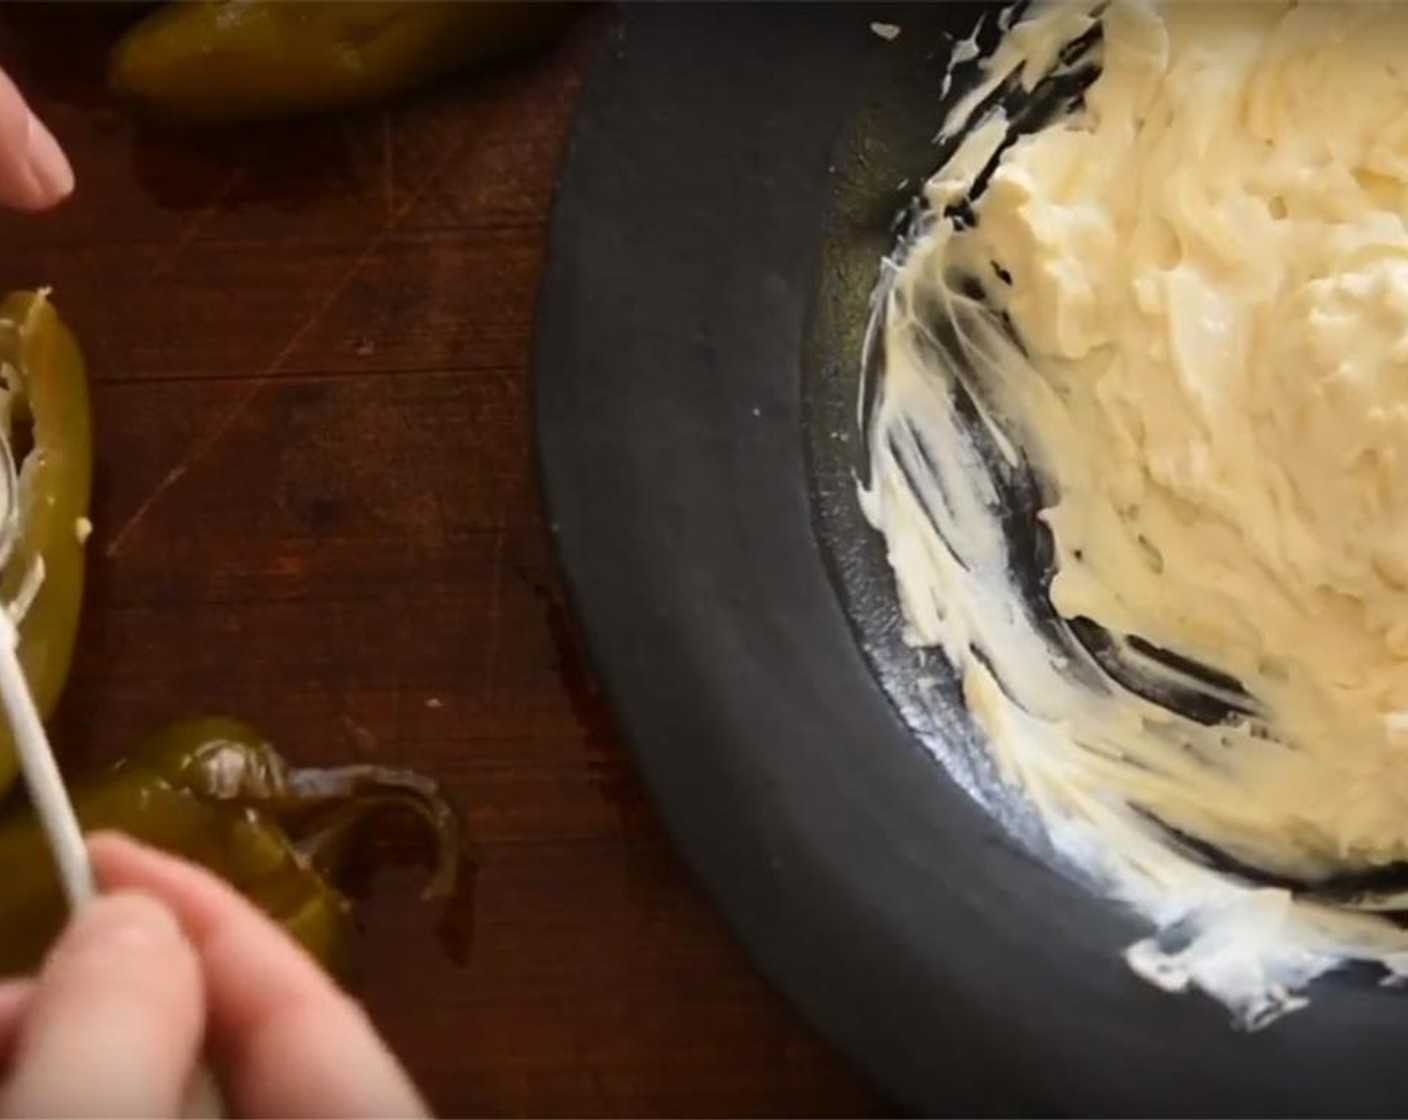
[89,832,428,1120]
[0,68,72,210]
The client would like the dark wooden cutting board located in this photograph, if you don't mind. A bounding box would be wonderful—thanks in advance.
[0,7,885,1115]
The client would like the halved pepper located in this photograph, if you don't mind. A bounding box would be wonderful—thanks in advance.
[0,716,461,974]
[109,1,579,124]
[0,291,92,799]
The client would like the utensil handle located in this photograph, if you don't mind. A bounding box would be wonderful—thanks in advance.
[0,620,93,908]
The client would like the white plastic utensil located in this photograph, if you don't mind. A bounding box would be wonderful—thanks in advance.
[0,428,93,908]
[0,608,93,907]
[0,432,223,1117]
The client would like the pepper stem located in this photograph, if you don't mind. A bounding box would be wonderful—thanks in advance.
[276,765,462,900]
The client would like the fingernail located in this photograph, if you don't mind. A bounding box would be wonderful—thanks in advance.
[53,893,183,961]
[23,110,73,203]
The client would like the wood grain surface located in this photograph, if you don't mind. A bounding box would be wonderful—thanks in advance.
[0,6,889,1116]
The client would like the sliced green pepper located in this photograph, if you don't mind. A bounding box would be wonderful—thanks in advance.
[0,717,461,974]
[109,1,578,124]
[0,291,92,799]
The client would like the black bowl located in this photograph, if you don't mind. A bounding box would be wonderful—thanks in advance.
[534,5,1408,1114]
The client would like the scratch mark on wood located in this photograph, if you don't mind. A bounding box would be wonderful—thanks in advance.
[590,1068,612,1113]
[338,713,378,758]
[106,129,471,558]
[148,161,250,279]
[478,520,508,710]
[390,532,413,734]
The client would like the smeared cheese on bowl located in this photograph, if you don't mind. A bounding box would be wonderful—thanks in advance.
[861,0,1408,1026]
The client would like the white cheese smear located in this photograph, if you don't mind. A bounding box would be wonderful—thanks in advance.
[862,0,1408,1027]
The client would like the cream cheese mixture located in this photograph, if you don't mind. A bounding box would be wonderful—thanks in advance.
[862,0,1408,1025]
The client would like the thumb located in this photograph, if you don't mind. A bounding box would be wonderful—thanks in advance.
[0,892,206,1118]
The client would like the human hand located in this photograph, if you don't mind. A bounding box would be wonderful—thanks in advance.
[0,833,427,1118]
[0,67,72,210]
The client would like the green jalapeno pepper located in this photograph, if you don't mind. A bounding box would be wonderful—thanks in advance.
[0,291,93,800]
[0,717,461,974]
[109,1,578,124]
